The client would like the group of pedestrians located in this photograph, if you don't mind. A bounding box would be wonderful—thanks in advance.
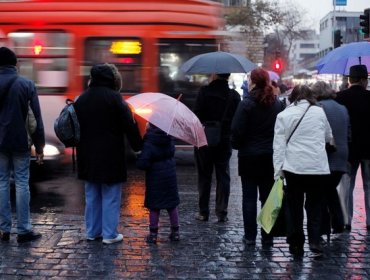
[193,65,370,258]
[2,46,370,258]
[0,47,177,245]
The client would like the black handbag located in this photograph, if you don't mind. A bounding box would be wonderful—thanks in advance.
[203,93,233,147]
[204,121,221,147]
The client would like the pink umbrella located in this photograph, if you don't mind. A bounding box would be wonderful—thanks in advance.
[268,70,280,81]
[126,92,207,148]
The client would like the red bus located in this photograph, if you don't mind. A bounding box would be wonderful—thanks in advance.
[0,0,223,161]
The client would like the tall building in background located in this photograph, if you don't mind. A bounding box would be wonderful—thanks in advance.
[289,30,320,75]
[319,11,364,57]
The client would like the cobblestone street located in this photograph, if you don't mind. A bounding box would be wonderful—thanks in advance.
[1,152,369,279]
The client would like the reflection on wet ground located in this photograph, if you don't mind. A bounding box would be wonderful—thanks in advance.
[26,149,196,216]
[3,150,370,279]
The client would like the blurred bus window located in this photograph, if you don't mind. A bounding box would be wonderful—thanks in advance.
[84,38,142,94]
[158,39,217,109]
[8,32,71,94]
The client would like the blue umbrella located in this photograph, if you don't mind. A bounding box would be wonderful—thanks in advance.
[180,51,257,74]
[316,41,370,75]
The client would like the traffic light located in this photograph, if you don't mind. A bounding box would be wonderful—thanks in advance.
[333,30,343,48]
[360,8,370,39]
[273,50,283,72]
[273,59,283,72]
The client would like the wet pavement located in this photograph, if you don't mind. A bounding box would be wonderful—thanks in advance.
[1,151,370,279]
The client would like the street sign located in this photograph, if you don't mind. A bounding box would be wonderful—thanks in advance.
[334,0,347,6]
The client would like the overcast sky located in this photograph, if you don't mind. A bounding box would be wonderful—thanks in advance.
[282,0,369,31]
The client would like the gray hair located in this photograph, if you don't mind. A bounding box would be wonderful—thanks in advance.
[311,81,335,100]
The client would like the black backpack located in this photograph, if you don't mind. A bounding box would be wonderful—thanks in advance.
[54,99,80,170]
[54,99,80,147]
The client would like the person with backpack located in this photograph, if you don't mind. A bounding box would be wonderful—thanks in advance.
[136,123,180,244]
[74,63,142,244]
[0,47,45,243]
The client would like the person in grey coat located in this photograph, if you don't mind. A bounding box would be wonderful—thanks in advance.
[311,81,350,234]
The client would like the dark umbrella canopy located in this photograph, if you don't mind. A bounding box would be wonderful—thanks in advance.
[180,51,257,74]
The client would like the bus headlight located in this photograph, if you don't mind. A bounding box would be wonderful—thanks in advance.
[43,144,60,157]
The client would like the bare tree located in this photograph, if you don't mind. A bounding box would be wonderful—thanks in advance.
[276,1,311,55]
[225,0,285,35]
[224,0,311,70]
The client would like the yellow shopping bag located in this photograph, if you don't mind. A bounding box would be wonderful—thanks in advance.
[257,177,284,234]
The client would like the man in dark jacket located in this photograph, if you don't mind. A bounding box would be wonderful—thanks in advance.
[336,64,370,231]
[193,73,241,222]
[74,63,142,244]
[0,47,45,243]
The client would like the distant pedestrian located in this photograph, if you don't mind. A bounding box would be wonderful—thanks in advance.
[231,68,284,246]
[271,80,281,97]
[136,123,180,244]
[193,73,241,222]
[74,63,143,244]
[335,65,370,232]
[311,81,350,234]
[278,81,288,94]
[273,85,333,257]
[0,47,45,243]
[241,79,249,99]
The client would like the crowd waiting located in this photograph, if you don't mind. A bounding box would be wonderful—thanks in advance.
[1,46,370,260]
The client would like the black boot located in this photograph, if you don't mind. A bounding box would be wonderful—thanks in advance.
[169,226,180,242]
[146,227,158,244]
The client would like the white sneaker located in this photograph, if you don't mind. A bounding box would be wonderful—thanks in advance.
[102,234,123,244]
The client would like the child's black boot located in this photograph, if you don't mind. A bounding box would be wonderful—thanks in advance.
[146,227,158,244]
[169,226,180,242]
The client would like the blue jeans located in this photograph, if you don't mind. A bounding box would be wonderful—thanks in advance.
[342,160,370,226]
[84,181,122,239]
[0,151,32,234]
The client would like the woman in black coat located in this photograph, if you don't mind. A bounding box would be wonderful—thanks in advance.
[74,63,142,244]
[136,124,180,244]
[231,68,284,246]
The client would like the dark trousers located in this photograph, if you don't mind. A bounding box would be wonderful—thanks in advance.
[323,171,345,232]
[284,172,326,247]
[194,143,232,218]
[241,174,274,241]
[239,154,274,241]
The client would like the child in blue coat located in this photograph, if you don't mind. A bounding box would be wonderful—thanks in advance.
[136,123,180,244]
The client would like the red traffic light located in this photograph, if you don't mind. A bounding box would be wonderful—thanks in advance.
[273,59,283,72]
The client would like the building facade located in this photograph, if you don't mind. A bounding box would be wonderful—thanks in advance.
[289,30,320,75]
[319,11,364,57]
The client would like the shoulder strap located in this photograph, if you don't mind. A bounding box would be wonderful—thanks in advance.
[286,104,311,144]
[0,76,18,110]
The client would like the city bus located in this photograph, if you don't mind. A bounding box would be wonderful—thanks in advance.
[0,0,224,162]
